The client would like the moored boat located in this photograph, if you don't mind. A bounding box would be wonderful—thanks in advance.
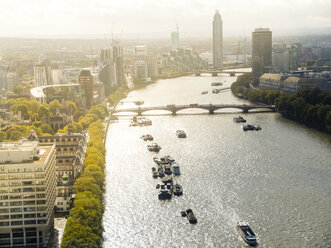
[237,221,257,246]
[172,163,180,175]
[201,91,208,94]
[148,143,161,152]
[176,130,187,138]
[158,188,172,200]
[173,184,183,196]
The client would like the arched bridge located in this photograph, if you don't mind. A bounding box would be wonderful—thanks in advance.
[110,104,275,115]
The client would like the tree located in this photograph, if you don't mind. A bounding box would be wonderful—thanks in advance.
[15,104,29,119]
[38,105,51,122]
[49,99,62,113]
[0,131,7,142]
[74,176,103,200]
[83,165,105,191]
[40,123,54,135]
[9,130,23,141]
[67,101,77,115]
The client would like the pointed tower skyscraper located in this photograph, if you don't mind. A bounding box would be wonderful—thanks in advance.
[213,10,223,69]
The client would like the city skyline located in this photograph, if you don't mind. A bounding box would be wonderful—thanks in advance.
[0,0,330,39]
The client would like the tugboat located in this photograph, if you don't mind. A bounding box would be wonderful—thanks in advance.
[237,221,257,246]
[172,163,180,175]
[176,130,187,138]
[147,143,161,152]
[164,155,175,164]
[173,184,183,196]
[233,116,246,123]
[181,209,197,224]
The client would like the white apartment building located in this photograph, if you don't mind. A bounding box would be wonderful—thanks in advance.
[0,141,56,247]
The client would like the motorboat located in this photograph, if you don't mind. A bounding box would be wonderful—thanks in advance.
[164,164,172,175]
[164,155,175,164]
[152,167,158,178]
[172,163,180,176]
[233,116,246,123]
[201,91,208,94]
[237,221,257,246]
[141,134,153,141]
[173,184,183,196]
[242,124,262,131]
[148,143,161,152]
[181,209,197,224]
[212,89,220,94]
[158,188,172,200]
[176,130,187,138]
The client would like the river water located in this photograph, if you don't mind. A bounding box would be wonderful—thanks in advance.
[102,70,331,248]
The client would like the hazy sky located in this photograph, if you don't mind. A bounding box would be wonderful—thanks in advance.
[0,0,330,38]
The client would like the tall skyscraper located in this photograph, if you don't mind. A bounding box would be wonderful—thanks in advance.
[213,10,223,69]
[252,28,272,85]
[78,70,93,109]
[171,31,179,52]
[0,140,56,247]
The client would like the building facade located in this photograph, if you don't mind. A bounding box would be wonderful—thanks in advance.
[0,141,56,247]
[213,10,223,69]
[252,28,272,85]
[38,132,87,213]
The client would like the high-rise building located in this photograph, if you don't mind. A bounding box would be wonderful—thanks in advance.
[273,50,289,73]
[171,31,179,52]
[78,70,93,109]
[34,65,52,87]
[134,61,148,79]
[213,10,223,69]
[288,45,298,71]
[113,44,124,87]
[252,28,272,85]
[0,140,56,247]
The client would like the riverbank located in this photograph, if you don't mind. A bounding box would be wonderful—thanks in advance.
[231,73,331,134]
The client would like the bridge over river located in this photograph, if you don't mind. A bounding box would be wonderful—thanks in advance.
[110,104,275,116]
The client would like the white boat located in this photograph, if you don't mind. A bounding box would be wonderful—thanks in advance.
[237,221,257,245]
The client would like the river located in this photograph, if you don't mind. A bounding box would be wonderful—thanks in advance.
[102,70,331,248]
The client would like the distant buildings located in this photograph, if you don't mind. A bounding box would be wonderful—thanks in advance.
[252,28,272,85]
[132,44,158,79]
[78,70,93,109]
[0,140,56,247]
[272,43,303,73]
[171,31,179,51]
[98,44,125,97]
[213,10,223,69]
[34,64,52,87]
